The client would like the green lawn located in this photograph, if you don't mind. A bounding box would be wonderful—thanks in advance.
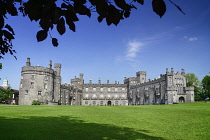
[0,102,209,140]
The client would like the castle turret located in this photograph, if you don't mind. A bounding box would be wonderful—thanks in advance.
[136,71,146,84]
[19,58,58,105]
[48,60,52,69]
[80,73,84,84]
[54,63,61,76]
[54,63,61,103]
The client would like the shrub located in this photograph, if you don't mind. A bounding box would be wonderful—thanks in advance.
[32,100,41,105]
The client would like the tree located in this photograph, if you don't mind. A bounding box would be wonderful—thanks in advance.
[185,73,201,101]
[185,73,199,87]
[0,86,14,103]
[0,0,185,59]
[202,75,210,100]
[0,63,2,80]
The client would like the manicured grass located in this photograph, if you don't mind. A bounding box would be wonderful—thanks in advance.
[0,102,209,140]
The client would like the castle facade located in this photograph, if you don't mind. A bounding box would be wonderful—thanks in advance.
[19,58,194,105]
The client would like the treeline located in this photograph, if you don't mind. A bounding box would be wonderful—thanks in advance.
[186,73,210,101]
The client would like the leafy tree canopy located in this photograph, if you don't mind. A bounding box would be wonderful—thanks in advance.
[185,73,200,87]
[0,86,14,102]
[0,0,184,59]
[202,75,210,99]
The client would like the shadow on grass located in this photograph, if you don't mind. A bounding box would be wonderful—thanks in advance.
[0,116,165,140]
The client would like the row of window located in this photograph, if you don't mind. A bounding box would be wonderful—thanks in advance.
[85,101,127,105]
[85,94,126,98]
[85,87,126,92]
[21,75,49,80]
[25,90,42,95]
[20,82,48,89]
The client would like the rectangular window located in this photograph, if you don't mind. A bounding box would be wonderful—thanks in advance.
[108,88,110,92]
[123,101,126,105]
[38,91,42,95]
[115,88,118,92]
[92,101,96,105]
[20,83,22,88]
[44,76,48,80]
[93,88,96,91]
[30,82,34,88]
[25,90,28,94]
[85,101,88,105]
[44,83,47,89]
[31,75,35,79]
[100,101,103,105]
[100,88,103,92]
[86,88,88,92]
[122,88,125,91]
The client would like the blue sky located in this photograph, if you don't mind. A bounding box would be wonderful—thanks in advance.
[0,0,210,89]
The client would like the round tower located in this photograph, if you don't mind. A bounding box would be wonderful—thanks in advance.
[19,58,55,105]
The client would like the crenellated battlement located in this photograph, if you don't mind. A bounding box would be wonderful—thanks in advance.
[22,66,54,74]
[136,71,146,76]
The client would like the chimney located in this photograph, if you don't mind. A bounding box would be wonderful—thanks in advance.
[26,57,31,66]
[171,68,174,73]
[166,68,169,74]
[181,69,185,75]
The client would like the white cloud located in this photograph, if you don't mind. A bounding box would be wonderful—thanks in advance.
[184,36,188,39]
[189,37,198,41]
[184,36,198,41]
[125,41,144,61]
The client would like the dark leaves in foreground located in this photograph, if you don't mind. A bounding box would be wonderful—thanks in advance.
[52,38,58,47]
[0,0,185,59]
[152,0,166,18]
[36,30,48,42]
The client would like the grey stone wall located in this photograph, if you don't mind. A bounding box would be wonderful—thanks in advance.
[19,58,61,105]
[19,58,194,106]
[128,68,194,105]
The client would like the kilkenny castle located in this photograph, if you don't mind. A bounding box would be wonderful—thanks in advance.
[19,58,194,105]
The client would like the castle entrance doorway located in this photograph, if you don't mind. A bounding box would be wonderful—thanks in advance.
[107,101,111,106]
[179,97,185,103]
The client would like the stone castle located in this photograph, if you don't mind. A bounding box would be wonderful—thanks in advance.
[19,58,194,105]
